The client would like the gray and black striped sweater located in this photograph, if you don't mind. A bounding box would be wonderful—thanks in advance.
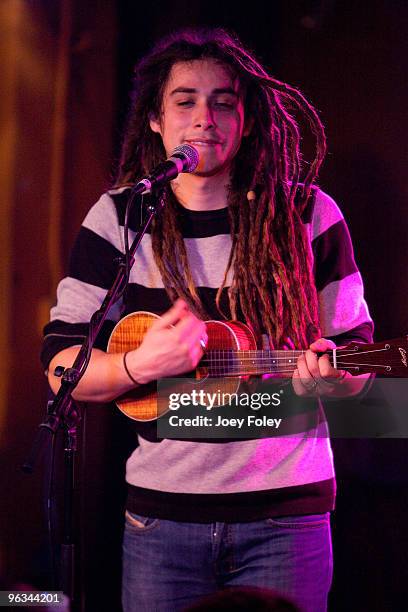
[42,186,373,522]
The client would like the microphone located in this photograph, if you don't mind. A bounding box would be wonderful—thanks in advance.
[134,144,199,195]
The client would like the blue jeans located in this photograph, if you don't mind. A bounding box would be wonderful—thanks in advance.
[122,511,332,612]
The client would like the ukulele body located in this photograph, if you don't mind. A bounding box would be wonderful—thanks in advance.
[107,311,257,421]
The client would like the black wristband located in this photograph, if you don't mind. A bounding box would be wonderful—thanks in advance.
[123,351,139,386]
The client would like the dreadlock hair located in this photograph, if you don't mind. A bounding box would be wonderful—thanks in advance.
[115,27,327,349]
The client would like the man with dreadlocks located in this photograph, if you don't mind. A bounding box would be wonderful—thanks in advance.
[42,28,373,612]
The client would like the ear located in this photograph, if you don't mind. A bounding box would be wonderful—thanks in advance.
[149,113,162,135]
[243,116,254,137]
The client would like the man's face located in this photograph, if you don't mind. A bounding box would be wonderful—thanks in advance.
[149,58,249,177]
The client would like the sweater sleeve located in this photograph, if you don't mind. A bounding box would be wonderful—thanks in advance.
[40,191,126,370]
[310,189,374,345]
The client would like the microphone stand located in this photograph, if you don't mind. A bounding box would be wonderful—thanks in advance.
[23,186,165,607]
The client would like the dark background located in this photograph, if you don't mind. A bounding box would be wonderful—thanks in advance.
[1,1,407,610]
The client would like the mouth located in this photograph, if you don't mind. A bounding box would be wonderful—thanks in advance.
[185,139,221,147]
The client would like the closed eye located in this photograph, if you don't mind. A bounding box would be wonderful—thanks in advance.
[214,102,234,109]
[175,100,235,109]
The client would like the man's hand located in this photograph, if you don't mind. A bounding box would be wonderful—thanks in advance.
[124,299,208,384]
[292,338,346,397]
[292,337,371,398]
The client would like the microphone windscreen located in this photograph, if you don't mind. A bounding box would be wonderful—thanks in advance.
[171,144,199,173]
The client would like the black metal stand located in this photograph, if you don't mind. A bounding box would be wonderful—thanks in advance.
[23,186,165,606]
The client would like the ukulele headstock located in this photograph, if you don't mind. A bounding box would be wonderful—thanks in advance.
[337,336,408,377]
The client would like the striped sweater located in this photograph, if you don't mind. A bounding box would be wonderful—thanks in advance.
[42,186,373,522]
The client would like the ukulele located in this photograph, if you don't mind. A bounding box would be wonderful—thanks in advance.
[107,311,408,421]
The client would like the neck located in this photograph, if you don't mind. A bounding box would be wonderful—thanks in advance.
[171,170,229,211]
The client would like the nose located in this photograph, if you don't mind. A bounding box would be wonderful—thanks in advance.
[193,101,215,130]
